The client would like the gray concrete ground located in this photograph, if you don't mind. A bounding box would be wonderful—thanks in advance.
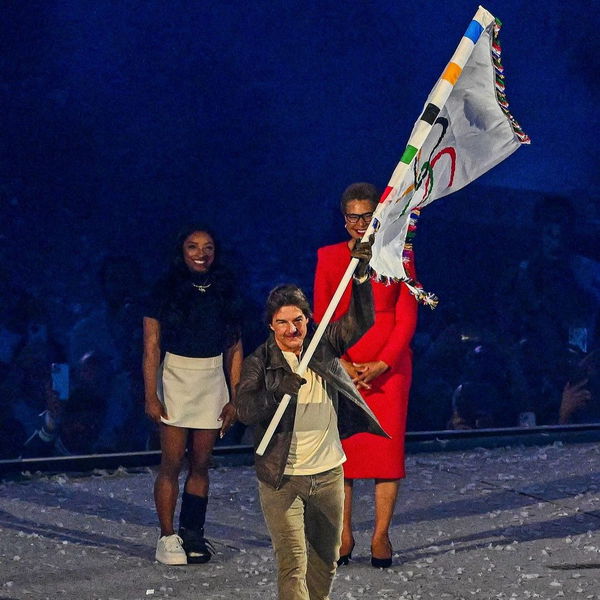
[1,441,600,600]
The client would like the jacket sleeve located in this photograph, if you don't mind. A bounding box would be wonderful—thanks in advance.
[324,277,374,357]
[234,354,279,426]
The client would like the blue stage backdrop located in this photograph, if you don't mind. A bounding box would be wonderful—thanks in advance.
[2,0,598,341]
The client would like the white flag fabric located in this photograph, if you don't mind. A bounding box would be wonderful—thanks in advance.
[370,6,529,304]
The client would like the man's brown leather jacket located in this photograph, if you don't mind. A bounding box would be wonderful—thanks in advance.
[235,278,388,489]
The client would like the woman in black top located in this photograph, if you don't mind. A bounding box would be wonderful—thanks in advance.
[143,225,243,565]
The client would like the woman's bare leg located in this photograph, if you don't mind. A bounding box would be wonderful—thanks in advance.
[185,428,219,496]
[371,478,399,558]
[339,478,355,557]
[154,424,188,536]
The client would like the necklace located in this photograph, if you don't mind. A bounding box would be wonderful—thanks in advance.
[191,281,211,293]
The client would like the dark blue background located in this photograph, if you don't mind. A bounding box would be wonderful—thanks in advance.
[2,0,598,341]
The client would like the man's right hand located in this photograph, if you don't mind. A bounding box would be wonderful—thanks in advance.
[277,372,307,398]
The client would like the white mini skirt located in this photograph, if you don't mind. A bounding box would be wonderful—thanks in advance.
[157,352,229,429]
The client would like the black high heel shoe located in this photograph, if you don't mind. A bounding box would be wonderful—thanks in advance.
[337,540,355,566]
[370,554,392,568]
[370,540,392,568]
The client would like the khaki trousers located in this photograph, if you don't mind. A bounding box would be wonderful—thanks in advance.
[258,466,344,600]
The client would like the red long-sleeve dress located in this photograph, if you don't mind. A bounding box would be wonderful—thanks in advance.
[313,241,418,479]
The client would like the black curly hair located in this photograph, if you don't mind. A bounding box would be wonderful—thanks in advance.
[154,224,242,347]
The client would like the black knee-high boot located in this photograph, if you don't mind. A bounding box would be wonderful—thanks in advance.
[178,492,212,563]
[179,491,208,531]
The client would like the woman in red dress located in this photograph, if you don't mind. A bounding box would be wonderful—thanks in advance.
[313,182,418,568]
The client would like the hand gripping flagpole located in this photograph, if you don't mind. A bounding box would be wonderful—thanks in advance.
[255,219,381,456]
[256,5,496,456]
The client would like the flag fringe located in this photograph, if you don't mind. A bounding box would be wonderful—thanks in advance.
[491,19,531,144]
[371,12,528,311]
[371,270,439,310]
[372,208,439,309]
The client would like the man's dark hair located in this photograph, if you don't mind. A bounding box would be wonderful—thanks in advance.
[264,284,312,325]
[340,182,379,214]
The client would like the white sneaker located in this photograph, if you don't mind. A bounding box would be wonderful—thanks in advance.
[155,534,187,565]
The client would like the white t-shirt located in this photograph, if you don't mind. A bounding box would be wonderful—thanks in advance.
[282,351,345,475]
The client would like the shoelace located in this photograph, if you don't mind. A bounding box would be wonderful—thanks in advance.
[163,535,184,552]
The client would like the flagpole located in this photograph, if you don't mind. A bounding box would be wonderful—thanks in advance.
[256,5,495,457]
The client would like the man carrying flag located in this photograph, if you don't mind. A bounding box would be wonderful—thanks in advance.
[234,238,387,600]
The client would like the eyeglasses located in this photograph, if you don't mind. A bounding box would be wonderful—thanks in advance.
[344,211,374,224]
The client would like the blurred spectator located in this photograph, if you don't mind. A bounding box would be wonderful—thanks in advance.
[73,349,132,452]
[447,382,500,430]
[0,293,66,455]
[559,349,600,424]
[459,342,520,428]
[0,413,25,459]
[407,376,453,432]
[0,267,38,382]
[21,349,149,456]
[408,195,598,432]
[498,195,595,348]
[421,332,521,431]
[495,195,597,426]
[511,336,585,425]
[68,255,147,452]
[409,316,506,430]
[0,273,30,457]
[69,255,144,374]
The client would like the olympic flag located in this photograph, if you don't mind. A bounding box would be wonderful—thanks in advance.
[369,5,530,306]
